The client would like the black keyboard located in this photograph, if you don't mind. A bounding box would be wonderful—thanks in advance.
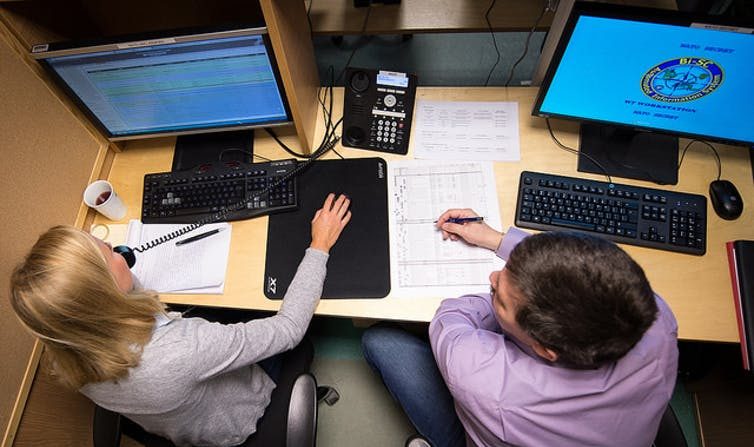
[515,171,707,255]
[141,159,297,224]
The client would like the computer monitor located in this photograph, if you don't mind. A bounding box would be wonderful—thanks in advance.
[31,26,291,167]
[533,2,754,184]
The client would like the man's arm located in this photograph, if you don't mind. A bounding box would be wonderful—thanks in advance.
[429,216,532,384]
[495,227,529,261]
[429,294,500,384]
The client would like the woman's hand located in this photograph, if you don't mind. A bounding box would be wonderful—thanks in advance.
[310,193,352,253]
[435,208,503,251]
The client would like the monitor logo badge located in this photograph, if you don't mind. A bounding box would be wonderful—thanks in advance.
[641,57,723,102]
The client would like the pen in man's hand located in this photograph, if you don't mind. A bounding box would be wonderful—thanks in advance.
[436,217,485,224]
[175,228,223,246]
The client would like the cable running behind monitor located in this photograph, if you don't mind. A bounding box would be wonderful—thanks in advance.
[32,26,292,168]
[533,2,754,184]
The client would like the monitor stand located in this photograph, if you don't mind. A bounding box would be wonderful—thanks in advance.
[577,123,678,185]
[171,130,254,172]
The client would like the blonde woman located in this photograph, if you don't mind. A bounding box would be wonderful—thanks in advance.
[10,193,351,447]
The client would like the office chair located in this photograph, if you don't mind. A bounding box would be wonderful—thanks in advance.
[93,373,319,447]
[403,403,687,447]
[652,404,688,447]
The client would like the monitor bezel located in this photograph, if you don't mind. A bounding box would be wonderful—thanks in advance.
[31,26,293,142]
[532,1,754,147]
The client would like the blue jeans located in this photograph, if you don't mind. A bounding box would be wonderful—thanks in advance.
[362,325,466,447]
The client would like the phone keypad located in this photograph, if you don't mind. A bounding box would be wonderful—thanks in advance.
[370,118,406,153]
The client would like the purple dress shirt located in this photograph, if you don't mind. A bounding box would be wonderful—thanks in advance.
[429,228,679,447]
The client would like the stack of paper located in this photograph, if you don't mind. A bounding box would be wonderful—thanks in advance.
[387,160,504,298]
[125,220,232,293]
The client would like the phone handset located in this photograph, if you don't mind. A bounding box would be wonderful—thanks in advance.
[114,137,339,268]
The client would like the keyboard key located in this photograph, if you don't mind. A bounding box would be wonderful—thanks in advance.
[550,217,596,231]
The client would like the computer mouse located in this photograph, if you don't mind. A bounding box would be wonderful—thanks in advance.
[709,180,743,220]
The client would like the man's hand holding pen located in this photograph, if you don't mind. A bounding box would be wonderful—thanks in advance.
[436,208,504,251]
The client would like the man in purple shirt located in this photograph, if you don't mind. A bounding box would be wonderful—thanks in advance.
[363,208,678,447]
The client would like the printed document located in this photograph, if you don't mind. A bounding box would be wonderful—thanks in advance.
[125,221,231,293]
[387,160,504,298]
[412,100,521,161]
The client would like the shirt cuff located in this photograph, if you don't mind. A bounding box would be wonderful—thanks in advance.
[305,246,331,260]
[495,227,530,261]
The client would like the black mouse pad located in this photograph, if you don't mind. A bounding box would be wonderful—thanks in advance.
[264,158,390,299]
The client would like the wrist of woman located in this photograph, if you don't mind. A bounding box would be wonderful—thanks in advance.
[309,241,330,253]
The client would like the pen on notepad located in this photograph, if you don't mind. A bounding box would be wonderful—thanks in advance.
[175,228,223,246]
[434,217,485,224]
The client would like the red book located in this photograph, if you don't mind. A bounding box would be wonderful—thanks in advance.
[726,240,754,371]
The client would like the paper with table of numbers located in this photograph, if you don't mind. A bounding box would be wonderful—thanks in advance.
[387,160,504,298]
[412,100,521,161]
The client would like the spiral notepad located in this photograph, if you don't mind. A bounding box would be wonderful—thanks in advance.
[126,220,231,293]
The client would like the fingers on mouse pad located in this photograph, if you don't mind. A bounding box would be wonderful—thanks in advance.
[264,158,390,299]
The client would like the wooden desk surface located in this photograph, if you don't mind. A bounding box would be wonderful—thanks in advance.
[101,87,752,343]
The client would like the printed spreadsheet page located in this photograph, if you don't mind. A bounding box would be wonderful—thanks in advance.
[387,160,504,298]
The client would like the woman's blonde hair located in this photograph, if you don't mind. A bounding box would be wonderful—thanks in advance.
[9,225,164,389]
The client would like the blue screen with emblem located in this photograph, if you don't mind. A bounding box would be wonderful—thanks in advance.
[535,7,754,145]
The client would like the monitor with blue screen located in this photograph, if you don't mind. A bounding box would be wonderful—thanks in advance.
[32,27,291,167]
[533,2,754,184]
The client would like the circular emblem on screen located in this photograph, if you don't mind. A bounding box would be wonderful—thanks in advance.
[641,57,723,102]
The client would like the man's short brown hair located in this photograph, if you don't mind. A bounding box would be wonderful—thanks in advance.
[505,231,657,369]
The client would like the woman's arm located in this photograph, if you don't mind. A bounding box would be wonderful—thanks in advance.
[184,194,351,379]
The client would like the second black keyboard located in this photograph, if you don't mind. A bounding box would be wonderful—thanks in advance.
[142,159,297,224]
[515,171,707,255]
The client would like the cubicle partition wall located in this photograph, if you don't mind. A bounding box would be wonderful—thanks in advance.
[0,21,108,445]
[0,0,320,443]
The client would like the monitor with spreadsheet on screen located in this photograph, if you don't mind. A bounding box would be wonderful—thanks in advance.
[31,26,291,165]
[533,2,754,184]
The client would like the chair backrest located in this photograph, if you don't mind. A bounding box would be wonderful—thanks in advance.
[286,373,318,447]
[92,404,122,447]
[92,372,319,447]
[93,406,173,447]
[652,405,688,447]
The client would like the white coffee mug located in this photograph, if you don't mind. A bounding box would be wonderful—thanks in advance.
[83,180,127,221]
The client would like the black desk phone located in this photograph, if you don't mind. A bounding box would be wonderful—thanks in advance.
[342,67,417,155]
